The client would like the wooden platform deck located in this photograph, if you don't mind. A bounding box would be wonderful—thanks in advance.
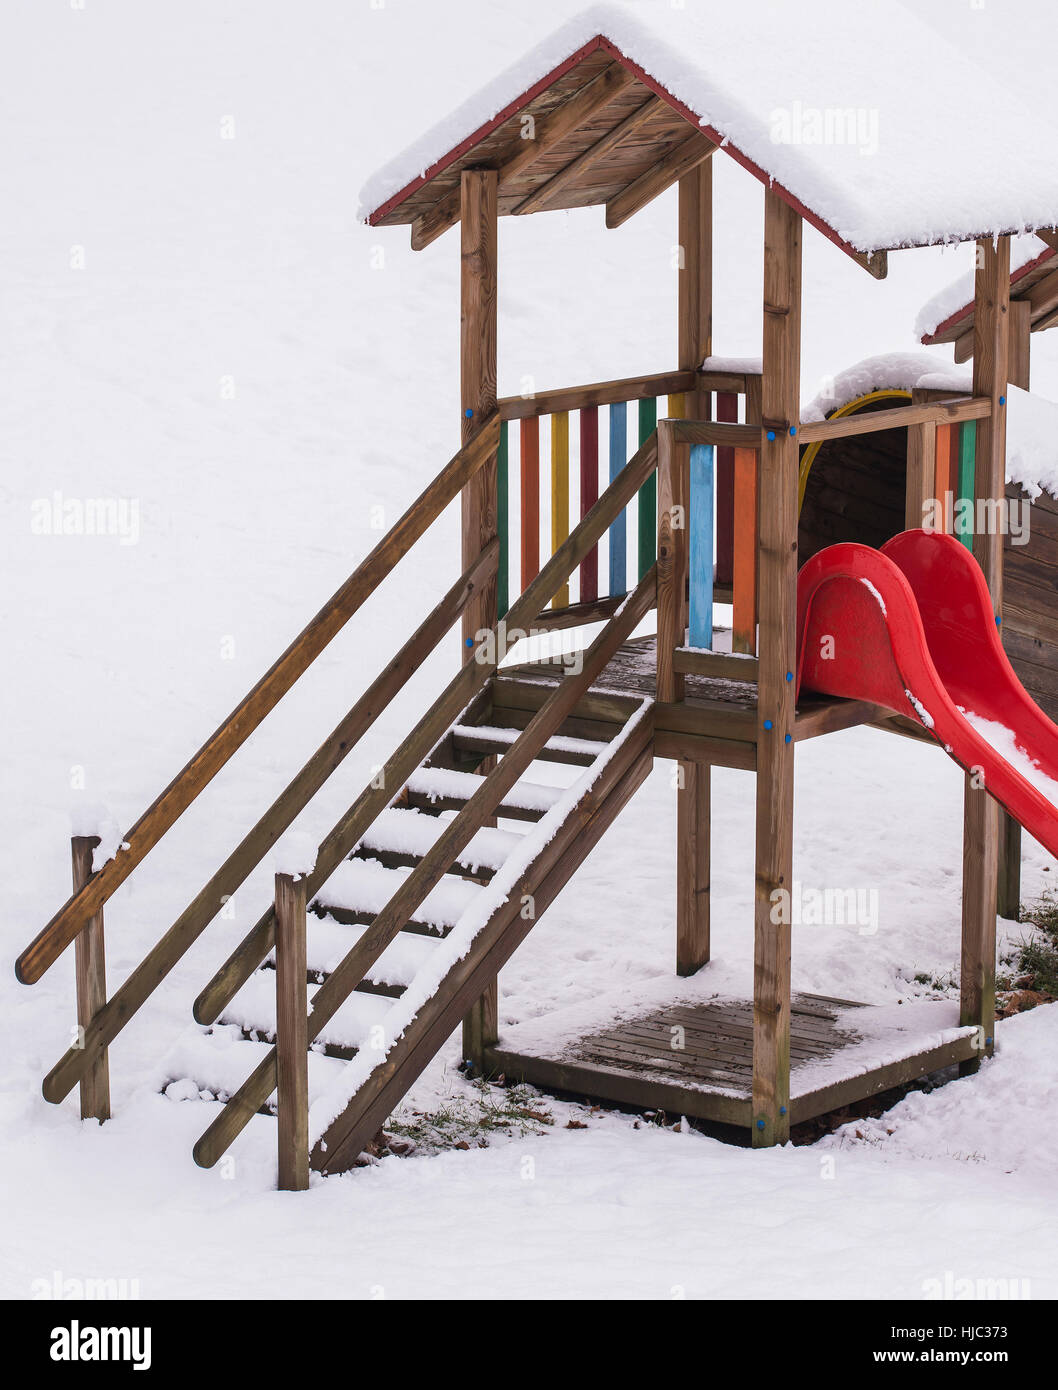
[494,634,917,768]
[484,994,980,1132]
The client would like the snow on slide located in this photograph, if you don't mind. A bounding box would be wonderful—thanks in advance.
[796,530,1058,859]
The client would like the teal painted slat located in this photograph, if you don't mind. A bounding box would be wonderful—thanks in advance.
[608,401,628,597]
[637,397,657,580]
[689,444,714,649]
[497,420,509,617]
[957,420,976,552]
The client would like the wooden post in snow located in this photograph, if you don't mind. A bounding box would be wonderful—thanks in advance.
[460,168,500,1072]
[71,835,110,1123]
[961,234,1010,1070]
[275,870,309,1190]
[752,191,801,1146]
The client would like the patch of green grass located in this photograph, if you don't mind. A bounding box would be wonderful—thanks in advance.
[1007,893,1058,998]
[386,1079,553,1156]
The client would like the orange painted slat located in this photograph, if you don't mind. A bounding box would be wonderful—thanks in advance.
[520,417,540,591]
[732,447,757,656]
[934,423,952,534]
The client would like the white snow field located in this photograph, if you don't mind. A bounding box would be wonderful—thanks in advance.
[3,0,1058,1300]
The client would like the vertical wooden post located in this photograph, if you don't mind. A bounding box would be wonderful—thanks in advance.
[275,871,309,1190]
[672,159,713,980]
[961,234,1010,1072]
[906,390,937,531]
[459,168,499,655]
[460,168,500,1069]
[656,420,685,703]
[676,760,710,975]
[997,811,1022,921]
[752,192,801,1147]
[70,836,110,1123]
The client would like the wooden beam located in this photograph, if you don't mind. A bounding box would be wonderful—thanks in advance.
[678,161,712,374]
[1035,228,1058,252]
[1009,299,1031,390]
[71,837,110,1123]
[275,872,309,1191]
[500,368,696,421]
[410,63,636,250]
[1026,264,1058,320]
[656,421,685,702]
[1033,304,1058,333]
[906,388,938,531]
[752,191,801,1148]
[460,168,499,1069]
[605,132,717,230]
[960,233,1010,1074]
[512,94,661,217]
[676,761,710,975]
[796,395,990,444]
[847,248,888,280]
[997,810,1022,921]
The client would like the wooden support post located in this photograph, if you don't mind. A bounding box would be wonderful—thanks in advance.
[459,168,499,656]
[460,168,500,1068]
[275,872,309,1190]
[70,836,110,1123]
[656,420,686,703]
[752,192,801,1147]
[676,760,710,975]
[906,390,937,531]
[997,810,1022,921]
[678,160,712,397]
[961,234,1010,1073]
[274,871,309,1189]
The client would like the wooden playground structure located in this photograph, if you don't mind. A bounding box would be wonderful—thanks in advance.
[15,25,1058,1184]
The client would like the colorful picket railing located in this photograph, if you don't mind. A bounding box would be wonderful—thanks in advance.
[933,419,977,550]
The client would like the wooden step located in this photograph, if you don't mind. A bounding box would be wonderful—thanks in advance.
[313,857,482,938]
[353,806,523,882]
[404,766,562,824]
[450,723,607,767]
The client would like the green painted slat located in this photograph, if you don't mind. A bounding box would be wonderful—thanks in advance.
[497,420,509,617]
[637,397,657,581]
[957,420,976,552]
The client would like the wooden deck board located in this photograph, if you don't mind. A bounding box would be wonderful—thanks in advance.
[485,993,980,1132]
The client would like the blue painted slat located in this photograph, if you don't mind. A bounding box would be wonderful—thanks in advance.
[608,401,628,597]
[689,443,714,650]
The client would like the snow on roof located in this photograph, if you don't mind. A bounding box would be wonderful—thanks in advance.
[360,1,1058,253]
[915,235,1054,341]
[802,354,1058,500]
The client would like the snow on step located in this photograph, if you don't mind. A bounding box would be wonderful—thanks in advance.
[359,805,522,872]
[316,856,481,930]
[452,723,607,757]
[160,1024,348,1106]
[406,765,564,814]
[219,969,392,1052]
[267,910,437,985]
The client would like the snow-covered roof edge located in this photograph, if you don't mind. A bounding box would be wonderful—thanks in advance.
[916,236,1055,342]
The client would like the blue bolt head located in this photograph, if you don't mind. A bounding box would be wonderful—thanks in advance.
[464,407,474,418]
[756,1119,765,1131]
[995,614,1002,627]
[784,733,792,743]
[789,426,797,437]
[766,430,776,442]
[779,1106,787,1116]
[999,395,1006,406]
[986,1036,993,1046]
[763,718,773,730]
[785,671,793,681]
[465,637,474,647]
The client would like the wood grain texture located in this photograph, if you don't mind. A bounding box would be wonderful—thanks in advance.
[460,170,499,659]
[605,133,716,229]
[676,762,710,975]
[753,191,802,1147]
[71,837,110,1123]
[655,421,685,702]
[520,416,540,592]
[275,873,309,1191]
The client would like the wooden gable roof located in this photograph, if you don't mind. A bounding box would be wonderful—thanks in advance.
[921,236,1058,362]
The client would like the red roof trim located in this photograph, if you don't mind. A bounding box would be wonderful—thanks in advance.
[921,244,1057,343]
[364,32,878,274]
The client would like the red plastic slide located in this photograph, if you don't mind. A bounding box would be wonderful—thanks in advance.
[796,530,1058,859]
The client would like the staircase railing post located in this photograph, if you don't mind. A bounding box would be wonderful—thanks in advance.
[274,871,309,1191]
[70,836,111,1123]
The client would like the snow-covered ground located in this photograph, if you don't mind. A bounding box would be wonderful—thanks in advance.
[3,0,1058,1300]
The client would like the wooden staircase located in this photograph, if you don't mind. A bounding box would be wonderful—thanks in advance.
[16,415,662,1186]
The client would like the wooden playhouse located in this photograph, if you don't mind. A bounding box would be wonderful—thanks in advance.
[16,6,1058,1184]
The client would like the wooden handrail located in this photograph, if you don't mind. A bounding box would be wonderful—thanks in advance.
[193,564,658,1169]
[46,432,660,1104]
[499,370,697,422]
[40,541,498,1105]
[17,416,501,987]
[796,396,991,445]
[190,432,660,1029]
[672,420,764,448]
